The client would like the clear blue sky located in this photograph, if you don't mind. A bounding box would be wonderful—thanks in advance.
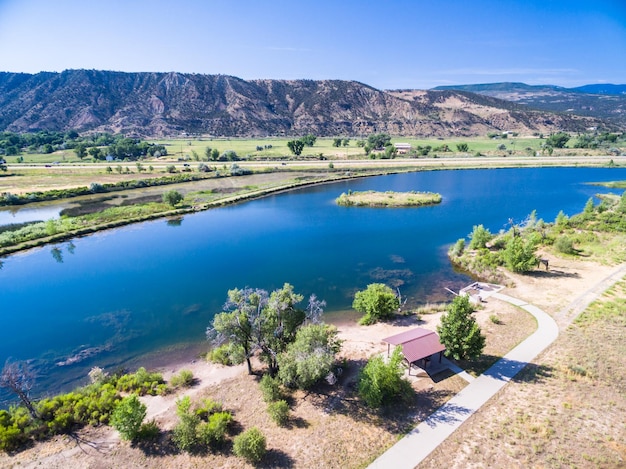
[0,0,624,89]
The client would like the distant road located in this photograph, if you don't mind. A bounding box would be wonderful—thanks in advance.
[6,155,625,171]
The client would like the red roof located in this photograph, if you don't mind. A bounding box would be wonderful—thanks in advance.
[382,327,446,363]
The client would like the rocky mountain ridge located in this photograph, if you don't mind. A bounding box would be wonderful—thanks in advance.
[0,70,617,137]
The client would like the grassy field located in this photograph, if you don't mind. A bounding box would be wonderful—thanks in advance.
[3,135,622,166]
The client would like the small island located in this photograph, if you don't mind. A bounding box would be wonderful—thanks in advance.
[336,190,442,207]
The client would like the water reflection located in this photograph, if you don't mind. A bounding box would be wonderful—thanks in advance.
[49,241,77,263]
[166,217,184,227]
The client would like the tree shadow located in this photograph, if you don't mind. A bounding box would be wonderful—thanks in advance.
[525,269,580,279]
[259,448,295,468]
[132,429,178,456]
[511,362,555,384]
[284,415,310,429]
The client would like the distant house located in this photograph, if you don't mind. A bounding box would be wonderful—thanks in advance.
[394,143,412,154]
[382,327,446,375]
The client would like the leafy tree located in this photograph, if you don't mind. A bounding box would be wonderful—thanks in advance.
[110,395,147,441]
[437,295,485,360]
[74,144,87,159]
[357,346,412,408]
[352,283,399,325]
[162,190,183,207]
[287,139,305,156]
[300,134,317,147]
[456,143,469,152]
[233,427,266,463]
[277,324,342,389]
[332,138,342,148]
[366,133,391,150]
[546,132,570,148]
[211,148,220,161]
[342,138,350,147]
[503,235,537,272]
[0,359,37,418]
[208,288,265,374]
[204,147,213,160]
[468,224,493,249]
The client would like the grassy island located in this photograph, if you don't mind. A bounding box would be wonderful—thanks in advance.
[336,190,442,207]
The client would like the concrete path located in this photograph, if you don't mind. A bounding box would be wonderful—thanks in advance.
[369,293,559,469]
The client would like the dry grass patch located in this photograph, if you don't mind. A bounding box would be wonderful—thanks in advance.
[422,278,626,468]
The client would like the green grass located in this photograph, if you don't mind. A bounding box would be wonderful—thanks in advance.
[336,190,442,207]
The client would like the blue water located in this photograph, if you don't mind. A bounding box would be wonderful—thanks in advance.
[0,167,624,402]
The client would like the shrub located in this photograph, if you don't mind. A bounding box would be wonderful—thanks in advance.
[353,283,400,325]
[503,235,538,272]
[114,367,167,396]
[555,236,576,255]
[277,324,342,389]
[358,347,412,408]
[449,238,465,257]
[197,411,232,447]
[194,398,223,420]
[207,343,245,366]
[170,369,194,388]
[172,397,200,452]
[233,427,266,463]
[110,395,146,441]
[259,375,283,403]
[468,224,493,250]
[136,419,160,441]
[267,400,289,426]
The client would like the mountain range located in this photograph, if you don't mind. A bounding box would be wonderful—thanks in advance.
[0,70,622,137]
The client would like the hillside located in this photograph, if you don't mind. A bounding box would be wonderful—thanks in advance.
[433,82,626,125]
[0,70,614,138]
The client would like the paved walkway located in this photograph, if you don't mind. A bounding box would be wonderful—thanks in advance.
[369,292,559,469]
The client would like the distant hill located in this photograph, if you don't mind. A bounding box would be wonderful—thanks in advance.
[432,82,626,125]
[0,70,617,137]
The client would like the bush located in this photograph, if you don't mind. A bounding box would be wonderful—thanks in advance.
[110,395,146,441]
[358,347,412,408]
[207,343,245,366]
[197,411,232,447]
[194,398,223,420]
[162,190,183,207]
[267,400,289,426]
[136,419,160,441]
[353,283,400,325]
[555,236,576,255]
[468,224,493,250]
[233,427,266,463]
[449,238,465,257]
[259,375,283,403]
[114,367,167,396]
[170,369,194,388]
[172,397,200,452]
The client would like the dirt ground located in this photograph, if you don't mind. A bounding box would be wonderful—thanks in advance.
[1,255,623,468]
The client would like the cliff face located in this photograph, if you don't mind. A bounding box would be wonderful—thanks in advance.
[0,70,614,137]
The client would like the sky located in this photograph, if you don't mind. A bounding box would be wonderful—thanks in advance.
[0,0,624,90]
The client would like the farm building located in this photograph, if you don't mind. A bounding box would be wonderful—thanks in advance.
[394,143,412,154]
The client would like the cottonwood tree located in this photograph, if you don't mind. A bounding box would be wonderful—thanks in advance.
[0,359,38,418]
[437,295,485,360]
[287,140,305,156]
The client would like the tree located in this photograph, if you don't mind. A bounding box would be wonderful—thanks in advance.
[110,395,147,441]
[172,396,201,452]
[287,140,305,156]
[468,224,493,249]
[204,147,213,161]
[162,190,183,207]
[208,288,266,374]
[277,324,342,389]
[456,143,469,152]
[503,235,537,272]
[366,133,391,150]
[437,295,485,361]
[358,346,411,408]
[546,132,570,149]
[332,138,342,148]
[352,283,399,325]
[0,359,37,418]
[300,134,317,147]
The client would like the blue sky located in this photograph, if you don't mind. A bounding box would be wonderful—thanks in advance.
[0,0,624,89]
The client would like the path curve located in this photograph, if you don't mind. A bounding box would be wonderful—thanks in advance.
[370,262,626,468]
[369,292,559,469]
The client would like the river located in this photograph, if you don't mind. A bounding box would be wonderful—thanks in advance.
[0,166,624,403]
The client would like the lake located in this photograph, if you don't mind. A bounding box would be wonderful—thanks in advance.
[0,166,624,403]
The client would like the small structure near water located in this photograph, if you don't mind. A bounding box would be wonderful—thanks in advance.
[382,328,446,376]
[459,282,504,303]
